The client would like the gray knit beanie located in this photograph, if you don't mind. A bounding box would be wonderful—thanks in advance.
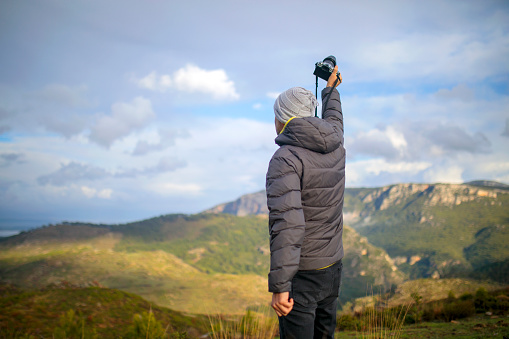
[274,87,318,123]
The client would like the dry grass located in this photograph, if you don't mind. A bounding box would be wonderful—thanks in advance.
[208,309,278,339]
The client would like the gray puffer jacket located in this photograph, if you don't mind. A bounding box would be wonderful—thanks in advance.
[266,87,345,293]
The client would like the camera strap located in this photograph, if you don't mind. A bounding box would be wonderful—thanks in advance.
[320,77,340,117]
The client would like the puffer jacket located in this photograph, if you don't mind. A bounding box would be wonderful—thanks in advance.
[266,87,345,293]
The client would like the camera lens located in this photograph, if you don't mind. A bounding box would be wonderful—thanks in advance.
[323,55,336,70]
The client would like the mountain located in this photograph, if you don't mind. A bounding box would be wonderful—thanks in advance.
[204,190,268,216]
[464,180,509,190]
[343,182,509,282]
[0,213,402,312]
[204,182,509,283]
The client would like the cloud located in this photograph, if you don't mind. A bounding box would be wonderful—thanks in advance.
[37,162,108,186]
[135,64,239,101]
[148,182,202,196]
[348,121,491,161]
[81,186,113,199]
[347,126,406,160]
[434,84,475,102]
[38,157,186,186]
[135,71,172,92]
[346,158,432,186]
[423,163,464,184]
[267,92,280,99]
[502,118,509,138]
[35,84,90,107]
[0,152,25,167]
[132,128,189,156]
[116,157,187,178]
[42,114,88,139]
[89,96,155,148]
[0,83,91,138]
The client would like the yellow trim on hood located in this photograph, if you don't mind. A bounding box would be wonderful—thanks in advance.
[279,116,296,135]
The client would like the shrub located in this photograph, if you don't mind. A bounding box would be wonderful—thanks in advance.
[53,309,97,339]
[124,310,168,339]
[421,301,442,322]
[337,314,361,331]
[474,287,496,313]
[459,292,473,301]
[441,300,475,321]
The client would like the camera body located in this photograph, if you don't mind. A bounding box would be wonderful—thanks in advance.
[313,55,340,81]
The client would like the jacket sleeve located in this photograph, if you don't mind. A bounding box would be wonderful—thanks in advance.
[321,87,343,136]
[266,148,305,293]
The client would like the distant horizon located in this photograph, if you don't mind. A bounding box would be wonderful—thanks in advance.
[2,178,507,236]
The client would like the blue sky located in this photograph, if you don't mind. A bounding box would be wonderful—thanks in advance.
[1,0,508,233]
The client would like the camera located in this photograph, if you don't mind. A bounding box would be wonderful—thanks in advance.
[313,55,340,81]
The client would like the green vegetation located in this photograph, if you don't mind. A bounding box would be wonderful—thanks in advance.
[0,284,207,338]
[344,184,509,282]
[113,214,270,276]
[337,287,509,338]
[0,234,268,315]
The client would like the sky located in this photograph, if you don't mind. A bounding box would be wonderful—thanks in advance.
[1,0,508,233]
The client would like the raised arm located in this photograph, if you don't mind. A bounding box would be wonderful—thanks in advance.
[321,65,344,137]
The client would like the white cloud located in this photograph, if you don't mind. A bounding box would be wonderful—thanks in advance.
[135,71,172,92]
[423,165,463,184]
[135,64,239,101]
[81,186,96,198]
[267,92,280,99]
[98,188,113,199]
[149,182,203,196]
[348,120,491,162]
[346,158,432,186]
[89,96,155,148]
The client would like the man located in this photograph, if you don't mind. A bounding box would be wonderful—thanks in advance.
[266,66,344,339]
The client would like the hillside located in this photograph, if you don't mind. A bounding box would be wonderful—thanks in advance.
[343,183,509,282]
[0,283,208,338]
[205,182,509,283]
[0,218,268,315]
[0,214,402,312]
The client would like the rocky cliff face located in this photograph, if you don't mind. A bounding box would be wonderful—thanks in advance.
[345,183,507,226]
[204,190,268,216]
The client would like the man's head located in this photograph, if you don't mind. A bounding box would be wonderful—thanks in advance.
[274,87,318,126]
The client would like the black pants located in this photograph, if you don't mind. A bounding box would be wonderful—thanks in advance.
[278,260,342,339]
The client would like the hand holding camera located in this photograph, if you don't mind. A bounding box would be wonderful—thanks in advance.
[326,66,341,88]
[312,55,342,116]
[313,55,341,82]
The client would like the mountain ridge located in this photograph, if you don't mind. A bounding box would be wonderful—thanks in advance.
[202,181,509,284]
